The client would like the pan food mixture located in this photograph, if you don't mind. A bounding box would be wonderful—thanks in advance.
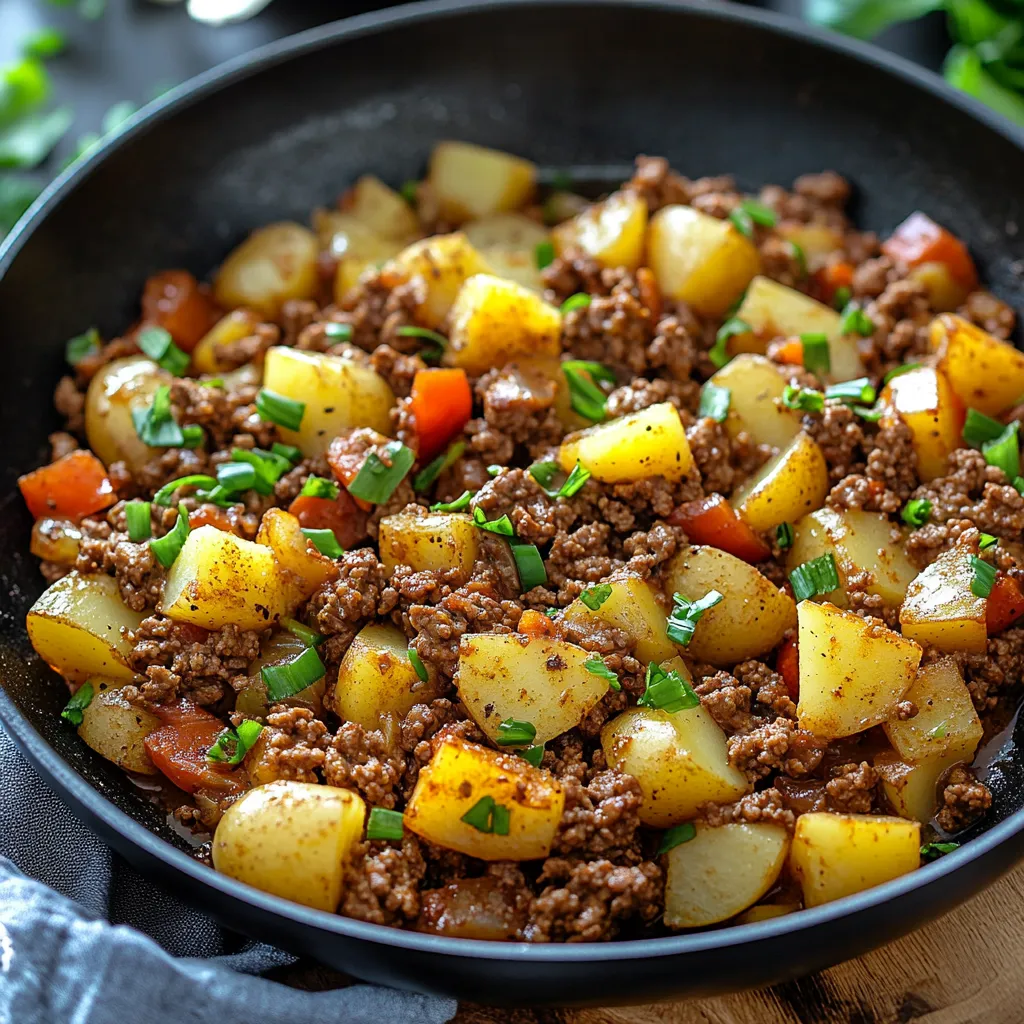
[22,142,1024,941]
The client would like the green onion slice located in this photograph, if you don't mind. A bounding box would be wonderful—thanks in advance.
[511,542,547,590]
[729,207,754,238]
[460,795,509,834]
[982,421,1020,480]
[637,662,700,713]
[132,385,185,447]
[347,440,415,504]
[535,240,555,269]
[520,745,545,768]
[560,293,591,315]
[152,474,218,507]
[901,498,933,527]
[739,197,777,227]
[65,327,101,365]
[181,425,205,449]
[473,507,515,536]
[657,821,697,855]
[413,440,466,492]
[282,618,324,647]
[323,322,354,342]
[262,645,327,701]
[302,528,344,559]
[781,385,825,413]
[137,325,190,376]
[963,408,1007,447]
[408,648,429,682]
[400,180,418,205]
[920,841,959,862]
[558,461,591,498]
[487,465,502,477]
[699,382,731,422]
[125,500,151,542]
[776,523,794,550]
[838,302,875,337]
[801,333,831,376]
[231,447,292,494]
[492,803,510,836]
[366,807,405,841]
[579,583,613,610]
[666,590,724,647]
[271,442,303,464]
[301,474,341,500]
[496,718,537,746]
[255,388,305,431]
[825,378,876,405]
[832,285,851,310]
[710,318,751,369]
[584,655,621,691]
[149,503,190,568]
[789,553,841,601]
[431,490,474,513]
[216,462,257,495]
[61,682,94,726]
[562,360,614,422]
[970,555,997,598]
[883,362,921,384]
[206,720,263,765]
[979,533,998,551]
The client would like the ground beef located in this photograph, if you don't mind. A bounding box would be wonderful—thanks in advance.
[699,788,796,831]
[75,524,166,612]
[324,719,404,808]
[625,155,692,212]
[695,670,753,734]
[336,266,426,353]
[472,468,575,545]
[935,765,993,832]
[553,769,644,860]
[54,375,85,434]
[686,417,771,495]
[257,706,330,783]
[696,660,796,736]
[541,249,633,304]
[861,278,932,376]
[545,523,625,599]
[342,835,426,926]
[951,626,1024,710]
[369,344,427,398]
[278,299,320,346]
[621,522,685,577]
[559,279,656,378]
[477,364,563,453]
[308,548,390,663]
[958,290,1015,339]
[605,376,700,419]
[806,401,866,485]
[865,416,919,502]
[728,718,825,782]
[825,761,879,814]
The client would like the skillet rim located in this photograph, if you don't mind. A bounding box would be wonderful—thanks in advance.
[2,0,1024,965]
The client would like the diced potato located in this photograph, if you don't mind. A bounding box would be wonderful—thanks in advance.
[77,684,161,774]
[262,346,394,457]
[797,601,922,739]
[931,312,1024,416]
[602,676,749,827]
[213,222,319,318]
[789,812,921,907]
[405,734,564,860]
[313,210,405,303]
[474,248,544,292]
[552,190,648,271]
[881,367,964,481]
[776,222,844,271]
[463,215,551,291]
[733,276,864,382]
[734,903,800,924]
[256,508,337,599]
[327,622,438,729]
[84,356,169,472]
[378,512,479,578]
[390,232,493,327]
[900,544,987,654]
[664,545,796,666]
[647,205,760,316]
[161,526,293,631]
[558,403,693,483]
[732,431,829,533]
[708,354,801,450]
[212,780,365,912]
[191,310,262,375]
[664,823,790,928]
[427,141,536,223]
[786,508,918,609]
[560,575,677,664]
[908,262,970,313]
[874,753,945,824]
[341,174,421,241]
[30,518,82,566]
[416,876,524,940]
[457,634,610,746]
[445,274,561,375]
[27,571,145,683]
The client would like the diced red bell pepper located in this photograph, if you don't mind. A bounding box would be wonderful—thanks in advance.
[141,270,220,352]
[668,493,771,564]
[766,337,805,367]
[881,212,978,290]
[288,490,369,550]
[144,700,245,794]
[409,368,472,463]
[813,260,854,305]
[19,450,116,520]
[776,635,799,700]
[986,573,1024,635]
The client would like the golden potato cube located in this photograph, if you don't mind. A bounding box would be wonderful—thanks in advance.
[560,575,678,664]
[161,526,293,631]
[390,232,493,327]
[445,273,561,375]
[192,310,261,375]
[457,633,610,746]
[78,685,161,774]
[900,544,987,654]
[342,174,421,241]
[908,262,970,312]
[552,190,648,271]
[647,205,760,316]
[463,214,551,292]
[664,823,790,928]
[405,734,564,860]
[776,222,844,269]
[664,545,796,666]
[313,210,405,305]
[881,366,964,481]
[875,754,949,823]
[428,141,536,223]
[931,312,1024,416]
[262,346,395,457]
[328,622,437,729]
[708,354,802,450]
[212,780,365,912]
[256,508,337,599]
[378,512,479,578]
[797,601,922,739]
[790,812,921,907]
[85,356,168,472]
[27,571,145,683]
[732,431,829,533]
[558,402,693,483]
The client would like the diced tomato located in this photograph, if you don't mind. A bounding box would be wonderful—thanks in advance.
[767,337,804,366]
[144,700,245,794]
[668,494,771,564]
[19,450,116,520]
[289,490,369,550]
[777,635,799,700]
[188,504,246,535]
[814,260,854,305]
[986,573,1024,635]
[518,608,557,638]
[141,270,220,352]
[881,212,978,290]
[409,368,473,463]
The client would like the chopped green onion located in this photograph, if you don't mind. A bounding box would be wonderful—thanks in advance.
[535,241,555,269]
[562,360,614,422]
[579,583,613,610]
[560,293,591,315]
[65,327,101,365]
[901,499,933,527]
[149,503,190,568]
[970,555,997,598]
[929,721,948,739]
[302,528,344,559]
[323,322,354,342]
[710,318,751,369]
[637,662,700,713]
[699,383,731,423]
[963,408,1007,447]
[137,325,190,376]
[206,720,263,765]
[400,180,418,205]
[413,440,465,492]
[657,821,696,855]
[741,197,777,227]
[801,333,831,376]
[396,326,448,362]
[216,462,257,494]
[152,474,218,507]
[584,655,621,691]
[838,302,875,337]
[487,465,502,477]
[473,507,514,536]
[776,523,794,550]
[496,719,537,746]
[366,807,405,841]
[529,461,559,495]
[979,533,998,551]
[271,442,303,465]
[511,542,547,590]
[1014,476,1024,495]
[200,378,225,389]
[408,648,429,682]
[492,804,510,836]
[982,421,1020,480]
[431,490,473,513]
[61,682,93,726]
[786,240,807,278]
[193,485,235,510]
[789,553,841,601]
[520,745,545,768]
[282,618,323,647]
[825,378,876,405]
[255,388,305,432]
[181,425,205,449]
[781,385,825,413]
[729,207,754,238]
[347,441,415,504]
[853,403,884,422]
[558,461,591,498]
[883,362,921,385]
[125,500,151,542]
[460,795,509,834]
[301,474,341,500]
[232,447,292,494]
[544,608,560,619]
[666,590,724,647]
[920,841,959,862]
[833,285,851,310]
[262,645,327,701]
[132,385,185,447]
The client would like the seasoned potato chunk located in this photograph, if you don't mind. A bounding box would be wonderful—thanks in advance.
[552,190,647,271]
[341,174,421,241]
[776,222,844,269]
[78,684,161,774]
[463,213,550,290]
[664,823,790,928]
[313,210,405,301]
[647,205,760,316]
[797,601,922,739]
[27,571,145,683]
[708,354,801,450]
[256,508,337,599]
[428,141,536,223]
[445,274,561,375]
[789,813,921,907]
[457,634,610,746]
[908,262,970,313]
[405,734,564,860]
[558,402,693,483]
[191,310,261,375]
[664,545,796,666]
[881,366,964,481]
[378,512,479,578]
[900,543,987,654]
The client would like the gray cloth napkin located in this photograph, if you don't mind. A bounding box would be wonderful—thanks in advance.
[0,726,458,1024]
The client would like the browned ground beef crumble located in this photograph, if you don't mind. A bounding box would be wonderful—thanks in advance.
[32,153,1022,943]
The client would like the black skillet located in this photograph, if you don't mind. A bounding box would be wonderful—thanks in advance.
[2,0,1024,1006]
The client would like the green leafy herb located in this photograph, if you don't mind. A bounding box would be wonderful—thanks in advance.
[413,440,466,492]
[979,533,998,550]
[347,441,415,504]
[883,362,921,384]
[366,807,405,841]
[22,28,67,60]
[272,442,303,464]
[776,522,794,549]
[781,385,825,413]
[742,197,777,227]
[560,292,591,315]
[963,408,1007,447]
[579,583,613,610]
[637,662,700,713]
[460,795,510,834]
[125,500,151,542]
[838,302,875,337]
[902,498,933,527]
[152,474,217,507]
[302,528,344,559]
[323,322,353,342]
[789,553,841,601]
[430,490,473,513]
[699,382,731,422]
[496,719,537,746]
[970,554,997,598]
[520,745,545,767]
[920,840,960,862]
[301,475,341,500]
[511,542,547,590]
[801,333,831,376]
[65,326,101,365]
[982,421,1020,480]
[262,645,326,701]
[825,378,876,405]
[543,608,560,619]
[529,461,560,495]
[535,240,555,269]
[408,648,429,682]
[132,385,186,447]
[137,325,190,376]
[562,360,614,422]
[558,461,591,498]
[255,388,305,432]
[657,821,697,855]
[206,720,263,765]
[60,682,93,726]
[472,507,515,536]
[149,503,190,568]
[666,590,724,647]
[282,618,323,647]
[200,378,224,389]
[710,318,751,369]
[584,655,621,691]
